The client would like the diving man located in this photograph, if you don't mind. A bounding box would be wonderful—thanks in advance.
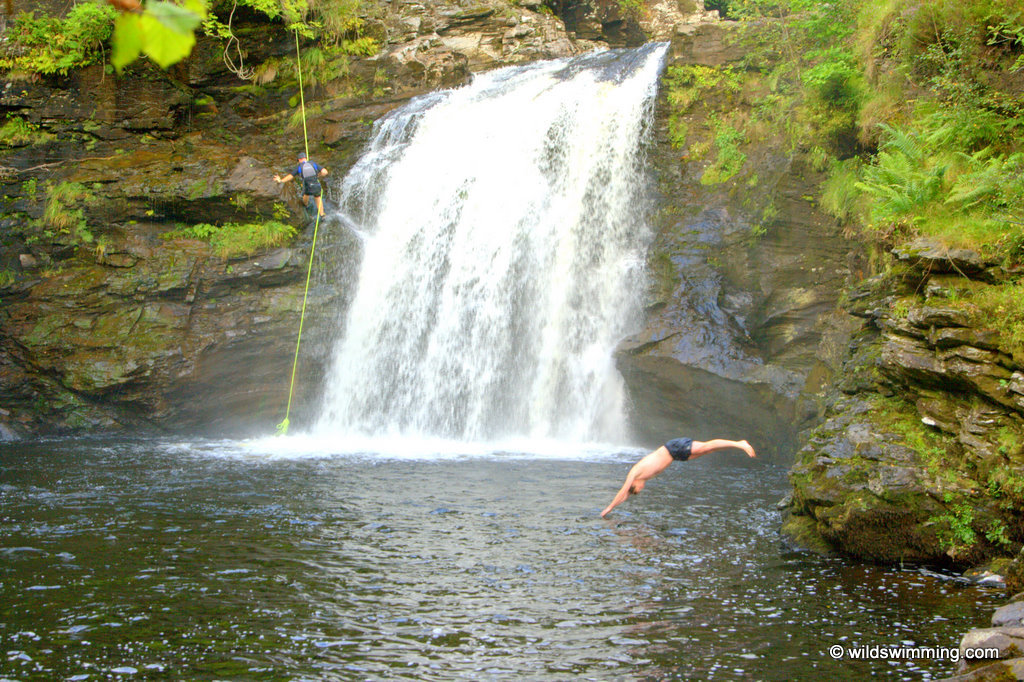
[600,438,757,517]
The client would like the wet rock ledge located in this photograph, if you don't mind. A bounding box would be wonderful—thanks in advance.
[782,238,1024,570]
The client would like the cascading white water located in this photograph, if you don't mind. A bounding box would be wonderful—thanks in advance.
[315,43,668,444]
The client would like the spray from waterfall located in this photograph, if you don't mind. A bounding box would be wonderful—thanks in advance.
[315,43,668,444]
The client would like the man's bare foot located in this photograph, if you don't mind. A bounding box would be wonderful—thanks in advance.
[738,440,757,458]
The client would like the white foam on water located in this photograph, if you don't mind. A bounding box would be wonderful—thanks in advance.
[170,434,646,462]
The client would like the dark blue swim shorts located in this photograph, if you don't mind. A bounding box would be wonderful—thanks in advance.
[665,437,693,461]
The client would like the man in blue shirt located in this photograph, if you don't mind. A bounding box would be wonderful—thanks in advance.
[274,153,329,218]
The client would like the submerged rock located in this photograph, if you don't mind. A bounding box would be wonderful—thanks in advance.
[969,571,1009,589]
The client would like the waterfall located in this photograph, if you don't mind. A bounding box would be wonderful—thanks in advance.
[314,43,668,444]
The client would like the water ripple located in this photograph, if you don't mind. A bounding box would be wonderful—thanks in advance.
[0,438,1003,680]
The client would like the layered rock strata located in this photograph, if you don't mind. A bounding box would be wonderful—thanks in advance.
[783,239,1024,566]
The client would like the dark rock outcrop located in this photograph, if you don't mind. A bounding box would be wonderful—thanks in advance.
[782,253,1024,566]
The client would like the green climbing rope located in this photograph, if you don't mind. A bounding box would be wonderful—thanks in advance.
[276,29,321,437]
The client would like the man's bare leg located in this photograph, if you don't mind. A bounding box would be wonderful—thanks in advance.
[689,439,756,461]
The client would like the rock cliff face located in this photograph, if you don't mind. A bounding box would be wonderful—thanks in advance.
[782,241,1024,568]
[0,1,547,436]
[616,22,862,463]
[0,54,346,436]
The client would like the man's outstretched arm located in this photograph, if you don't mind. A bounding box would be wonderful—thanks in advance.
[601,476,635,517]
[600,447,673,517]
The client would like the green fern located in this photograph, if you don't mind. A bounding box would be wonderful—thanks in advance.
[856,127,948,223]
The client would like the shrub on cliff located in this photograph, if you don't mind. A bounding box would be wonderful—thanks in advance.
[718,0,1023,263]
[162,220,297,258]
[0,0,379,79]
[831,0,1024,261]
[0,3,116,77]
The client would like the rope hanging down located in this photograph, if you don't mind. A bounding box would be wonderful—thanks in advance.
[276,29,321,437]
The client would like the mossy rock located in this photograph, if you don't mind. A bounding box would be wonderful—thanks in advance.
[780,513,835,555]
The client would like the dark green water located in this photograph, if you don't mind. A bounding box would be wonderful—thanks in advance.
[0,439,1004,680]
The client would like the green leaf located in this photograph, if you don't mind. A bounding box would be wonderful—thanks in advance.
[112,12,144,71]
[140,13,197,69]
[146,1,204,35]
[111,2,205,71]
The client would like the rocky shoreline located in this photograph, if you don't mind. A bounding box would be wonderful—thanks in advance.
[781,237,1024,575]
[942,596,1024,681]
